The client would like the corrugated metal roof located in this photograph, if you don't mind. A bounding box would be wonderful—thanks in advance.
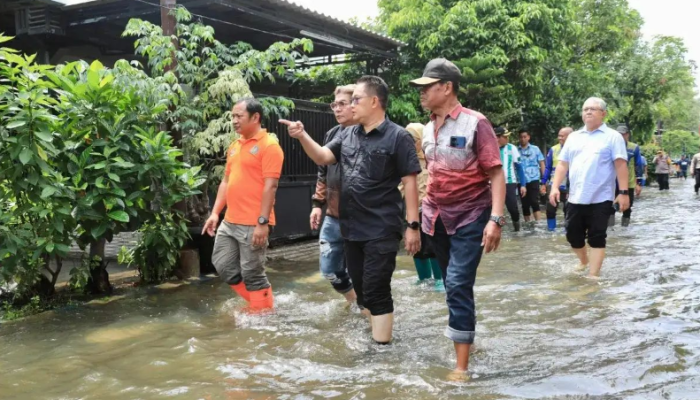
[53,0,404,48]
[268,0,405,47]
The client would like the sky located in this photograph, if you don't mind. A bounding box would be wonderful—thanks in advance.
[57,0,698,81]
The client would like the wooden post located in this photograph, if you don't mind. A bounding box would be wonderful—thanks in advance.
[161,0,199,278]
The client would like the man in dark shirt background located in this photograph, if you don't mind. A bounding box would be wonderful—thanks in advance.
[310,85,357,305]
[280,75,421,344]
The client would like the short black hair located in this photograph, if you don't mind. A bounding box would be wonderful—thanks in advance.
[447,80,460,95]
[518,129,530,136]
[235,98,264,122]
[356,75,389,110]
[494,127,506,135]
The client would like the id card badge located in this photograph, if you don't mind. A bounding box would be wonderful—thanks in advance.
[450,136,467,149]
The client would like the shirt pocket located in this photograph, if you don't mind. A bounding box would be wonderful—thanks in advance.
[341,145,357,164]
[367,149,390,180]
[439,145,469,171]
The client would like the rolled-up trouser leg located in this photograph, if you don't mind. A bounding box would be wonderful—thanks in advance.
[429,210,489,344]
[319,216,353,294]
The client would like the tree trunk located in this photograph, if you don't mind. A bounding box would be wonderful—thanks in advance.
[88,238,112,294]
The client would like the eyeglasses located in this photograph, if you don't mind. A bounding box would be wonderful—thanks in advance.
[330,101,349,110]
[582,107,603,113]
[351,96,368,105]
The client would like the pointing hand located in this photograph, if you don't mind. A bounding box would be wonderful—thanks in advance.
[279,119,305,139]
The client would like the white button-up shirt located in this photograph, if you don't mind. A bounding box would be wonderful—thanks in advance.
[559,123,628,204]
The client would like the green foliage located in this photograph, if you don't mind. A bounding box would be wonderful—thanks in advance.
[657,130,700,158]
[0,34,203,301]
[0,34,75,300]
[123,6,313,223]
[1,296,42,321]
[296,0,697,145]
[118,213,190,284]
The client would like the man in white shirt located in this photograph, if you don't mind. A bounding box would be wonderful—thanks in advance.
[549,97,630,278]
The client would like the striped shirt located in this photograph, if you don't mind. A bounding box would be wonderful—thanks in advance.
[499,143,521,184]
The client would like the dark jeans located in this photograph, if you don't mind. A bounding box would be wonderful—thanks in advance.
[521,181,541,216]
[428,208,490,344]
[505,183,521,223]
[679,170,687,179]
[614,188,635,218]
[695,171,700,193]
[546,188,568,219]
[657,173,670,190]
[344,236,399,316]
[565,201,613,249]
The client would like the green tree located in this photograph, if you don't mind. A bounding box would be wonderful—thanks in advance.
[0,35,76,300]
[47,59,202,293]
[123,6,313,224]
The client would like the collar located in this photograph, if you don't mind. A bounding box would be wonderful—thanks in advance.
[239,128,267,143]
[359,117,390,135]
[584,123,606,134]
[430,103,463,122]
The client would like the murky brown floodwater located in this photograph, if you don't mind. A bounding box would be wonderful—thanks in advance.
[2,179,700,400]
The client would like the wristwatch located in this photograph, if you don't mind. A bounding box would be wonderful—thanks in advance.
[618,190,630,195]
[407,221,421,230]
[258,216,269,225]
[489,215,506,228]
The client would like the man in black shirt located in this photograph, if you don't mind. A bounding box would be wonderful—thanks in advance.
[280,76,421,344]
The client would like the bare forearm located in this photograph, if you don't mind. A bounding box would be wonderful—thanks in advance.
[615,160,629,190]
[488,167,505,216]
[259,179,279,220]
[402,176,420,222]
[299,132,336,165]
[211,180,228,215]
[539,161,545,178]
[551,161,569,188]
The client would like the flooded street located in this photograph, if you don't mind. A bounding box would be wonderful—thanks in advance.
[2,179,699,399]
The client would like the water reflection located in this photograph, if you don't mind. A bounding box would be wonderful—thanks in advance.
[2,180,700,399]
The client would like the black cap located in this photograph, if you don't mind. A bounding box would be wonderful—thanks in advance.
[410,58,461,87]
[494,127,510,137]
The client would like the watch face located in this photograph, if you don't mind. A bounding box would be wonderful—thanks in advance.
[498,216,506,226]
[258,217,267,224]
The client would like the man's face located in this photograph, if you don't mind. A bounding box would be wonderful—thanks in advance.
[497,135,508,147]
[332,93,354,126]
[519,132,530,147]
[622,132,630,143]
[231,102,258,136]
[558,129,570,146]
[419,81,449,112]
[351,84,376,124]
[581,100,606,127]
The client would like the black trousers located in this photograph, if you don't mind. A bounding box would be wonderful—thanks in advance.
[521,181,541,216]
[344,236,399,316]
[546,188,568,219]
[657,173,670,190]
[565,201,614,249]
[505,183,521,223]
[695,171,700,193]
